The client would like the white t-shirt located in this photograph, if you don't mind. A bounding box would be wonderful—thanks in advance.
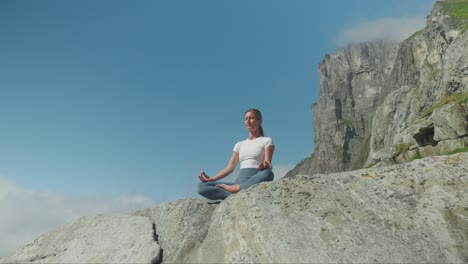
[233,137,274,169]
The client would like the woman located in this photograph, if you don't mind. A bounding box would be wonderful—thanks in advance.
[197,108,275,200]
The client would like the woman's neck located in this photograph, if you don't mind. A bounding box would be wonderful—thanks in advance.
[248,131,261,140]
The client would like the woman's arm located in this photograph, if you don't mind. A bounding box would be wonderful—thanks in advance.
[199,151,239,182]
[264,145,275,164]
[259,145,275,170]
[212,151,239,180]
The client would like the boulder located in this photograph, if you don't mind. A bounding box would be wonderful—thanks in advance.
[191,153,468,263]
[0,214,160,264]
[134,199,217,263]
[437,137,468,154]
[433,103,467,141]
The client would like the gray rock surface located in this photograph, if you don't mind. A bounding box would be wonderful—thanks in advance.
[2,153,467,263]
[0,214,160,264]
[134,199,217,263]
[433,103,467,141]
[189,153,468,263]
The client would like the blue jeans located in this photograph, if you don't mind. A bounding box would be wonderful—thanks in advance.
[197,168,274,200]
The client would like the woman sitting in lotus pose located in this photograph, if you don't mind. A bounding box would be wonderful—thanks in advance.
[197,108,275,200]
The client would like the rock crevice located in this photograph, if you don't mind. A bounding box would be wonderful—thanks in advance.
[152,223,163,264]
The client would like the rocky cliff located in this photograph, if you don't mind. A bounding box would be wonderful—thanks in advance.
[290,40,400,175]
[2,153,467,263]
[287,0,468,177]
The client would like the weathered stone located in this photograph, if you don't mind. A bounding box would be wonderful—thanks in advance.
[197,154,468,263]
[0,214,160,264]
[433,103,467,141]
[133,198,217,264]
[419,145,441,158]
[394,149,420,163]
[2,154,468,263]
[437,137,468,154]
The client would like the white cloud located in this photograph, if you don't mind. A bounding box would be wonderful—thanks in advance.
[273,164,295,180]
[0,177,158,257]
[336,16,426,46]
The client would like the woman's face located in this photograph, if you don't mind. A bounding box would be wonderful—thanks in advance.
[244,111,261,131]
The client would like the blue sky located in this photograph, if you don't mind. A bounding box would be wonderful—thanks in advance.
[1,0,435,255]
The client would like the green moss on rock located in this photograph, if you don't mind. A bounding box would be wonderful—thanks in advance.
[420,92,468,118]
[442,0,468,19]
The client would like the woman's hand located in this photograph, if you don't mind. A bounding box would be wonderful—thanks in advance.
[198,172,214,182]
[258,160,272,171]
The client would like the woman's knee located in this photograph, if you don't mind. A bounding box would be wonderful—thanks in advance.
[261,169,274,181]
[197,182,207,194]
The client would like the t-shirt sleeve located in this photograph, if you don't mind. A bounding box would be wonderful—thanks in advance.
[264,137,274,148]
[233,141,241,152]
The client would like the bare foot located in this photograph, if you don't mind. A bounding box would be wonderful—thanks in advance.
[216,184,240,193]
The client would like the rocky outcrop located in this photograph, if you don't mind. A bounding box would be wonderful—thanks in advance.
[3,153,468,263]
[368,1,468,167]
[374,100,468,165]
[134,199,217,263]
[0,214,161,263]
[287,0,468,177]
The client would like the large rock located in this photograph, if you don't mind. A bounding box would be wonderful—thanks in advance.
[370,99,468,164]
[2,153,468,263]
[134,199,217,263]
[433,103,467,141]
[190,153,468,263]
[0,214,160,264]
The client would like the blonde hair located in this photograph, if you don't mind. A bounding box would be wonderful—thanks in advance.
[244,108,264,136]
